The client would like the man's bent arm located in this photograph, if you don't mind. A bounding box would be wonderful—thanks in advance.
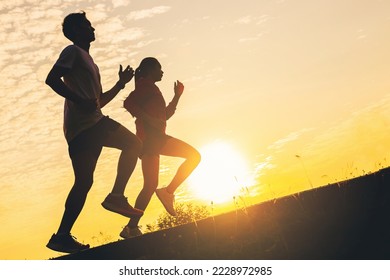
[46,66,85,103]
[46,66,98,112]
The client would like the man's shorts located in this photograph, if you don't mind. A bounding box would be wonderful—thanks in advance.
[68,116,121,158]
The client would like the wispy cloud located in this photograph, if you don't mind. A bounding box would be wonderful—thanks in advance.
[357,29,367,40]
[235,15,254,24]
[112,0,130,9]
[127,6,171,21]
[235,14,271,43]
[268,128,314,151]
[132,38,162,49]
[238,33,264,43]
[254,155,276,175]
[235,14,271,25]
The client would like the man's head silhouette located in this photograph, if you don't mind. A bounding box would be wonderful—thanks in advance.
[62,11,95,43]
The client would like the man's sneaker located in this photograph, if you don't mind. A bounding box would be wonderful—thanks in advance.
[102,193,144,218]
[156,187,177,216]
[120,226,143,239]
[46,233,89,254]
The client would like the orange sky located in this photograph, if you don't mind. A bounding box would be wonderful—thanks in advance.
[1,0,390,259]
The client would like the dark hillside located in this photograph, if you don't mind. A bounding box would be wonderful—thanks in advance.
[55,167,390,260]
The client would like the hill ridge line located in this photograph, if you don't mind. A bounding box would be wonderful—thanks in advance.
[54,166,390,260]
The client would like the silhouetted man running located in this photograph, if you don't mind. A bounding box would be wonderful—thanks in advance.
[45,11,143,253]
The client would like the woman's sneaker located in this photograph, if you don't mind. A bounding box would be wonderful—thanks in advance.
[46,233,89,253]
[120,226,143,239]
[102,193,144,218]
[156,187,177,216]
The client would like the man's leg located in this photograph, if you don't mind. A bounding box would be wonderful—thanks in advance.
[47,147,100,253]
[57,149,100,234]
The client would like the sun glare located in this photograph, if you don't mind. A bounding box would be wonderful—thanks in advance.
[188,141,254,203]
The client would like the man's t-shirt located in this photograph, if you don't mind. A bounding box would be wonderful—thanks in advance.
[54,44,104,143]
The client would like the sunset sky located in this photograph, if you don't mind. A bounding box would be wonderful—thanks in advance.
[1,0,390,259]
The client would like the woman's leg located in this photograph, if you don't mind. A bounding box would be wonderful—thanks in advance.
[160,137,201,194]
[128,155,160,228]
[103,124,142,195]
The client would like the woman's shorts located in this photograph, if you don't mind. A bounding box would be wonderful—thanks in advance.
[140,132,172,158]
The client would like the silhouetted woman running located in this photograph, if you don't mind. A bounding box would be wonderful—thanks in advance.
[121,57,201,238]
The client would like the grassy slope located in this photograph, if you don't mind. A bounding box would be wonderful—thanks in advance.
[55,167,390,260]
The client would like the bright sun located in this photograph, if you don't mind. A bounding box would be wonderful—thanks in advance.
[188,141,254,203]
